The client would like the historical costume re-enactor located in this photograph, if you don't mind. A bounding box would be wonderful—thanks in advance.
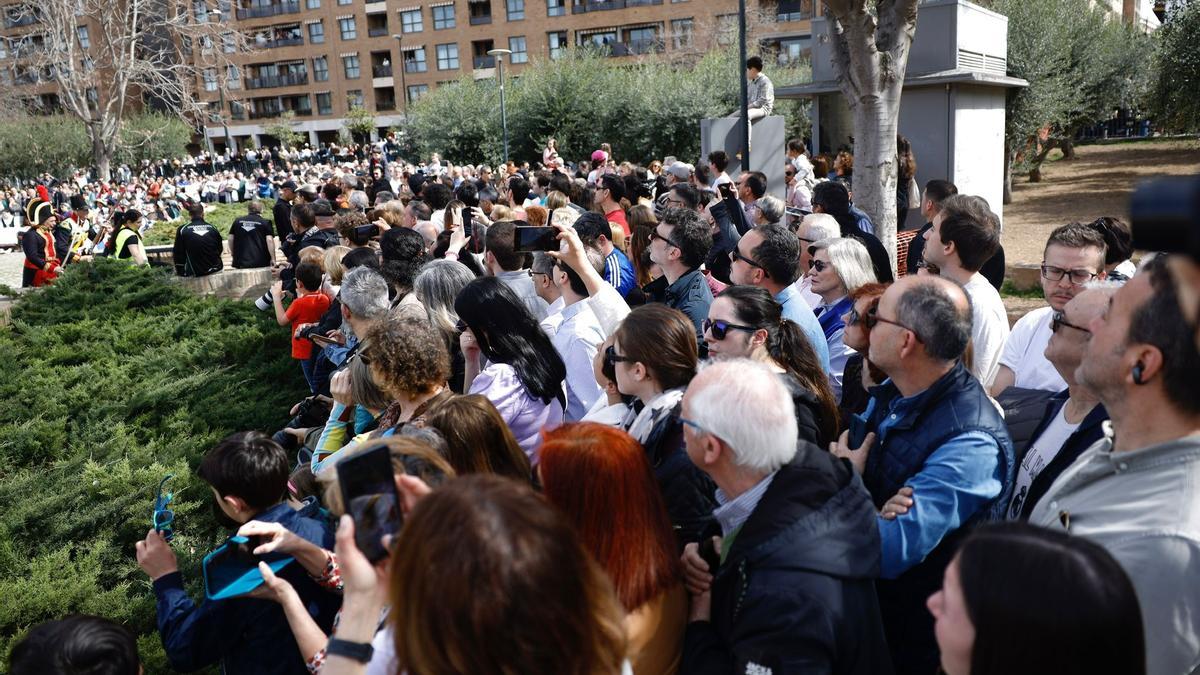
[22,188,61,287]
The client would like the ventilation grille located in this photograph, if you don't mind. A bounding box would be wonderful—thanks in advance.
[957,48,1007,75]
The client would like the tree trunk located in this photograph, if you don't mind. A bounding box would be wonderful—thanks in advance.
[850,95,901,266]
[1061,136,1075,160]
[1002,141,1014,205]
[1027,139,1057,184]
[89,121,113,183]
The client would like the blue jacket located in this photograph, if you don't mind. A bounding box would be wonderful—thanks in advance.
[152,501,341,674]
[682,447,894,675]
[1010,390,1108,521]
[644,268,714,345]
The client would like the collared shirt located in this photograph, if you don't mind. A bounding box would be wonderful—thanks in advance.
[714,471,778,539]
[539,296,567,336]
[775,284,831,372]
[814,296,856,400]
[551,300,606,421]
[497,269,551,321]
[1030,429,1200,675]
[747,72,775,115]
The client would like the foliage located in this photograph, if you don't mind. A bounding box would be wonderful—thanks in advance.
[0,258,305,667]
[401,48,811,166]
[263,111,305,149]
[115,113,193,168]
[1146,0,1200,133]
[0,113,191,181]
[990,0,1155,182]
[343,105,378,143]
[142,199,276,246]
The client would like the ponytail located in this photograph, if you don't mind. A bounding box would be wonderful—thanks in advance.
[771,319,840,446]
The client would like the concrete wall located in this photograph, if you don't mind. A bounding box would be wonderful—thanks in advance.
[951,84,1008,227]
[700,115,788,201]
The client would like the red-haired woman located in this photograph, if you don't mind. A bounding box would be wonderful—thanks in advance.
[540,422,687,675]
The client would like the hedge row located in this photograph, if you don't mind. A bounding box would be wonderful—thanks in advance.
[0,258,306,671]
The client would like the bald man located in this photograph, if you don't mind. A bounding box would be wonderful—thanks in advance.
[833,275,1015,675]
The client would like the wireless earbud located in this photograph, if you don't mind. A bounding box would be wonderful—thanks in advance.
[1132,363,1145,385]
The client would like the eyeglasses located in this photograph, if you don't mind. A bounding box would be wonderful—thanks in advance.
[1050,310,1092,335]
[455,319,469,333]
[729,248,767,274]
[844,306,877,329]
[153,474,176,542]
[873,314,922,341]
[1041,264,1097,285]
[703,317,758,340]
[650,230,679,249]
[605,345,633,365]
[809,259,830,273]
[675,414,706,435]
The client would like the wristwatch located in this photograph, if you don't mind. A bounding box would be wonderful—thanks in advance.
[326,637,375,663]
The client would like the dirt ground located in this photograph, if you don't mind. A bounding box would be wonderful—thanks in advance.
[1002,139,1200,265]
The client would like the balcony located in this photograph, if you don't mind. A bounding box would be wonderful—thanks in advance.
[572,0,624,13]
[235,1,301,20]
[372,63,392,77]
[3,14,37,29]
[245,72,308,89]
[258,35,303,48]
[469,13,491,25]
[627,38,663,55]
[403,60,427,73]
[368,26,389,37]
[375,100,396,111]
[472,55,495,69]
[249,105,311,119]
[771,0,814,21]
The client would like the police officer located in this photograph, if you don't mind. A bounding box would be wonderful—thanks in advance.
[228,199,276,269]
[173,202,223,277]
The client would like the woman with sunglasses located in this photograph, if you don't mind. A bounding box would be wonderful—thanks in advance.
[455,276,566,465]
[808,237,878,400]
[610,304,717,547]
[704,286,840,448]
[839,282,891,427]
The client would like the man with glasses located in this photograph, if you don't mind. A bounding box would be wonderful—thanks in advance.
[833,275,1014,675]
[531,252,565,334]
[594,174,629,239]
[990,223,1108,397]
[645,207,714,345]
[728,223,830,372]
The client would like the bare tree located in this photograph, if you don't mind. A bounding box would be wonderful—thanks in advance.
[13,0,249,181]
[823,0,920,267]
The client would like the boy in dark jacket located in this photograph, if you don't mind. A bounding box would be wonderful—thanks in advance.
[679,360,893,675]
[135,432,340,675]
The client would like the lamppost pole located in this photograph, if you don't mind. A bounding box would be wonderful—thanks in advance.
[211,9,234,152]
[487,48,512,165]
[392,34,407,114]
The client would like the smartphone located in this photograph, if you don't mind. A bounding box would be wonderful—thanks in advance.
[202,534,293,600]
[337,445,401,563]
[717,182,735,200]
[309,333,338,348]
[513,226,559,253]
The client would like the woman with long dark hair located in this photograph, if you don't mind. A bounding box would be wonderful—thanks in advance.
[540,422,686,675]
[928,522,1144,675]
[705,285,839,447]
[104,209,149,265]
[455,276,566,463]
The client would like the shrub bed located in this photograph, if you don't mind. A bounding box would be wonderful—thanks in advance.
[0,258,305,671]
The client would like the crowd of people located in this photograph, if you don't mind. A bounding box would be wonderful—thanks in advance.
[9,119,1200,675]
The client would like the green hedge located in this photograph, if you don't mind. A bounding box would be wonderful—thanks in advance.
[0,258,306,671]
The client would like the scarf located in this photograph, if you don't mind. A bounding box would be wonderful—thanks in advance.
[621,387,685,444]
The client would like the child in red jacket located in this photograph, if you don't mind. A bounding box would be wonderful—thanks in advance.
[272,261,331,393]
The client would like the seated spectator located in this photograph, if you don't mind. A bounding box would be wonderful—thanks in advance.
[134,432,340,674]
[9,615,141,675]
[643,207,715,346]
[834,275,1013,675]
[573,212,637,299]
[1087,215,1136,281]
[808,237,878,399]
[483,220,551,321]
[728,222,830,371]
[611,304,717,545]
[541,422,687,675]
[229,199,276,269]
[838,282,890,428]
[271,261,331,394]
[929,522,1144,675]
[456,277,566,464]
[706,285,840,448]
[1029,256,1200,674]
[412,259,476,393]
[679,359,891,674]
[991,222,1107,396]
[922,194,1009,387]
[322,475,626,675]
[422,394,533,482]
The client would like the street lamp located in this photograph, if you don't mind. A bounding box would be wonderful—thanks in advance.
[210,9,234,153]
[392,34,407,114]
[487,47,511,165]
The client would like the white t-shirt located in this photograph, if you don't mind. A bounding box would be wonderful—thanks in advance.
[1007,404,1080,519]
[999,306,1067,392]
[963,273,1011,388]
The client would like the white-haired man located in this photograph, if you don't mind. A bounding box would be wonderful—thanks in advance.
[679,359,891,674]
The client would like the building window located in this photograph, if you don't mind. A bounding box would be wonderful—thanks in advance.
[509,36,527,63]
[404,46,427,72]
[339,16,356,40]
[76,26,89,49]
[435,42,458,70]
[308,21,325,43]
[347,89,364,107]
[193,1,208,23]
[203,68,217,91]
[505,0,523,21]
[432,4,454,29]
[226,64,240,89]
[579,29,617,49]
[343,54,360,78]
[670,18,692,49]
[200,35,214,53]
[313,55,329,81]
[400,9,422,33]
[716,13,737,45]
[777,36,811,64]
[337,0,352,5]
[548,30,566,59]
[306,0,320,8]
[317,91,332,114]
[547,0,565,16]
[627,26,658,53]
[407,83,428,102]
[221,31,236,53]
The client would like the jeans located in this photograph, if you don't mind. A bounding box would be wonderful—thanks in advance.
[299,358,317,394]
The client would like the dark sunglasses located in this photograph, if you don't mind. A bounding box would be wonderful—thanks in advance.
[455,319,469,333]
[650,230,679,249]
[703,317,757,340]
[729,248,766,274]
[845,306,877,329]
[808,259,829,273]
[605,344,632,365]
[1050,310,1091,335]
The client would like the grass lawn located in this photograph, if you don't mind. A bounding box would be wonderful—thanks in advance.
[142,199,276,246]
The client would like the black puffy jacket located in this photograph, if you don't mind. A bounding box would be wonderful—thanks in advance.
[640,400,718,549]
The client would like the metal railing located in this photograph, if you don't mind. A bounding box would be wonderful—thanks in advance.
[235,1,301,20]
[249,105,311,119]
[473,55,495,69]
[367,26,389,37]
[375,100,396,111]
[261,35,304,48]
[245,72,308,89]
[3,14,37,28]
[372,63,392,77]
[468,13,492,25]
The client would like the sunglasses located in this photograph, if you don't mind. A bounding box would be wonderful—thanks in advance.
[844,306,877,329]
[605,344,632,365]
[729,248,766,273]
[703,317,757,340]
[455,319,469,333]
[153,474,176,542]
[1050,310,1091,335]
[650,230,679,249]
[808,259,829,273]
